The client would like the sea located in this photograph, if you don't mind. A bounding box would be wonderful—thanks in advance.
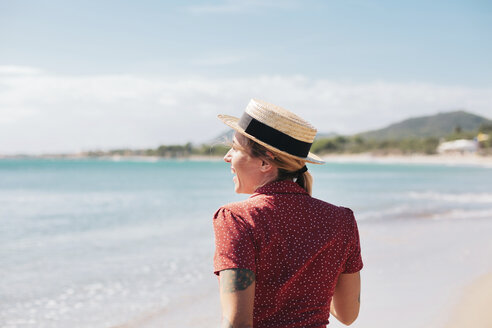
[1,158,491,328]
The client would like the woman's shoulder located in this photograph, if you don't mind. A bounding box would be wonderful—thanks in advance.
[309,197,357,223]
[214,195,357,227]
[214,196,270,220]
[310,196,354,214]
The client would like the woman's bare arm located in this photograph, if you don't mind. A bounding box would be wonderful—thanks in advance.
[219,268,256,328]
[330,271,361,326]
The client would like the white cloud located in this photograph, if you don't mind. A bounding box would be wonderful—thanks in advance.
[0,65,43,75]
[0,69,491,154]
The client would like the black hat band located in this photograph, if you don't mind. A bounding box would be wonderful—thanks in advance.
[238,112,312,158]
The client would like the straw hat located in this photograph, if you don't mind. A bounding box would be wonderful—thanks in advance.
[218,99,325,164]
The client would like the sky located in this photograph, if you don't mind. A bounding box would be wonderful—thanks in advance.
[0,0,491,154]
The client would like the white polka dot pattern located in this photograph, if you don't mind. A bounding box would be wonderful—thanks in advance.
[213,180,363,328]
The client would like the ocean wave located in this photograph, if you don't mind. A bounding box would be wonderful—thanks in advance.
[429,208,492,220]
[357,204,415,221]
[357,204,492,222]
[407,191,492,204]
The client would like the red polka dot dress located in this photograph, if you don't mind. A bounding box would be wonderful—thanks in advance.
[213,180,363,328]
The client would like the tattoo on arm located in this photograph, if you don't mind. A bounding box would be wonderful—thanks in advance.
[221,317,253,328]
[221,317,234,328]
[220,268,256,293]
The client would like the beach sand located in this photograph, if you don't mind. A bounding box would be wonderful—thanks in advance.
[321,153,492,168]
[443,273,492,328]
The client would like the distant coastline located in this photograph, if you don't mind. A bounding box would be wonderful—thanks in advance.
[0,154,222,162]
[321,153,492,168]
[2,110,491,162]
[2,152,492,168]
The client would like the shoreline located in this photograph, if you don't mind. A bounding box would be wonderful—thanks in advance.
[0,154,223,163]
[2,153,491,168]
[321,153,492,168]
[110,217,492,328]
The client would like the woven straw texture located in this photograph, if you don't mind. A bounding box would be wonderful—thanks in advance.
[245,99,317,143]
[218,99,325,164]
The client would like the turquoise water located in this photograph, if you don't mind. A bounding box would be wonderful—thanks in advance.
[1,159,491,327]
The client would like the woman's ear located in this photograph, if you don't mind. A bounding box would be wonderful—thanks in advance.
[260,159,274,173]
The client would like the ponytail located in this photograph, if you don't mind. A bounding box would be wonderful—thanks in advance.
[245,138,314,196]
[296,171,313,196]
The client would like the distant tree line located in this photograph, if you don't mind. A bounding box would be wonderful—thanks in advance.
[477,123,492,150]
[84,123,492,158]
[84,142,230,158]
[146,143,230,157]
[310,135,440,155]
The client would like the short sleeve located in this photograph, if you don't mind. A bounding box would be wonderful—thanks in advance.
[342,210,363,274]
[213,207,256,276]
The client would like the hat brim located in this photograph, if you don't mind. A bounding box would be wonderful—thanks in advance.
[218,114,325,165]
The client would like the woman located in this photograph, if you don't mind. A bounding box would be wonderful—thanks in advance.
[213,99,363,328]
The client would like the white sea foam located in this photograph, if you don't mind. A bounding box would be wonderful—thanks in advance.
[357,199,492,222]
[407,191,492,204]
[430,208,492,220]
[0,280,171,328]
[357,204,415,221]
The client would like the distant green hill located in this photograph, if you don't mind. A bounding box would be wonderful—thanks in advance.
[357,110,492,140]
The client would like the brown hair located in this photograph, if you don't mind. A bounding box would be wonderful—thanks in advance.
[240,135,313,195]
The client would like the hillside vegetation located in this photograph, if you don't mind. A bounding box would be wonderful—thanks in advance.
[311,111,492,155]
[357,110,491,140]
[82,110,491,158]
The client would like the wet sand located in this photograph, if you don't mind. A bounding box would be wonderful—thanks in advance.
[443,273,492,328]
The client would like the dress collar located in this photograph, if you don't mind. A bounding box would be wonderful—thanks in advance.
[252,180,309,197]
